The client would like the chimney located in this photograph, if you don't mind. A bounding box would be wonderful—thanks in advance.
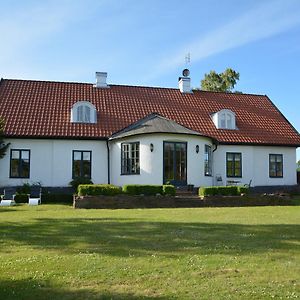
[95,72,109,88]
[178,69,192,93]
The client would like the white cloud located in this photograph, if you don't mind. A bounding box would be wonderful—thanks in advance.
[147,0,300,80]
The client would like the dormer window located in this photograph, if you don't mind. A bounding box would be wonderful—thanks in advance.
[71,101,97,124]
[212,109,236,130]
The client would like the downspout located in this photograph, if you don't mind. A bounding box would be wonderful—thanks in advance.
[212,142,218,152]
[212,141,219,186]
[106,139,110,184]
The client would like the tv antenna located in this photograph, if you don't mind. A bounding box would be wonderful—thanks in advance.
[185,53,190,66]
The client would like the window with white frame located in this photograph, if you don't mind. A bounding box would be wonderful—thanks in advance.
[71,101,97,123]
[212,109,236,129]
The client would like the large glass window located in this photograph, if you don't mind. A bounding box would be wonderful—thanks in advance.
[204,145,212,176]
[269,154,283,178]
[121,142,140,175]
[226,152,242,178]
[10,149,30,178]
[72,150,91,179]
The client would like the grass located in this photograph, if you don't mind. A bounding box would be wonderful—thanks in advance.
[0,204,299,299]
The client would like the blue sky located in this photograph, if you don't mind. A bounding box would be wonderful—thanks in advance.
[1,0,300,160]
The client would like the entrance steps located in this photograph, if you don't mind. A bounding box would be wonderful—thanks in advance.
[175,185,198,198]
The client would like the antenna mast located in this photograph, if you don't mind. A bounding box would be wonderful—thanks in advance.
[185,53,190,66]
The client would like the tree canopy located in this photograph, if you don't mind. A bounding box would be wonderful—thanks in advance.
[0,117,10,159]
[201,68,240,92]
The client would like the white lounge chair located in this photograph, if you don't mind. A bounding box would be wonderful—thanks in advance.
[28,189,42,206]
[28,197,41,206]
[0,191,16,206]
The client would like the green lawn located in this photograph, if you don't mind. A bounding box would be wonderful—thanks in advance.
[0,204,299,299]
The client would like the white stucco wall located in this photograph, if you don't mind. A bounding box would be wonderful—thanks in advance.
[0,137,297,188]
[109,133,213,187]
[0,139,108,187]
[213,145,297,186]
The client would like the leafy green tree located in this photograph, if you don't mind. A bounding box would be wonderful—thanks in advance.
[0,117,10,159]
[201,68,240,92]
[297,160,300,171]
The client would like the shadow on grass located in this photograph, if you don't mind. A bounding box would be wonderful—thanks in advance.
[0,278,167,300]
[0,217,299,256]
[0,208,17,212]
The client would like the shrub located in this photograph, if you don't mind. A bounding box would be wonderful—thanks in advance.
[14,193,29,203]
[199,186,243,197]
[163,185,176,196]
[16,183,31,195]
[78,184,122,196]
[199,186,218,196]
[218,186,238,196]
[122,185,163,196]
[69,177,93,192]
[237,186,249,195]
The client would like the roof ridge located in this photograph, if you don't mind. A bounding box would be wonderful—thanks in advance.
[2,78,92,85]
[192,88,268,98]
[1,78,268,97]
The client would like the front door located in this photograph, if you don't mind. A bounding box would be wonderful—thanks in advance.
[163,142,187,186]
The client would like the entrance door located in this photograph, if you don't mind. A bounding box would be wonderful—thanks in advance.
[163,142,187,186]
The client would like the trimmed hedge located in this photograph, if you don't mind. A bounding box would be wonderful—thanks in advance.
[78,184,122,196]
[237,186,250,195]
[123,184,163,196]
[163,185,176,196]
[199,187,218,196]
[199,186,249,197]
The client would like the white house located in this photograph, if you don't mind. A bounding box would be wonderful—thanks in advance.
[0,71,299,189]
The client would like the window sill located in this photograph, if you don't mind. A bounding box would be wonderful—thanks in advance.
[121,173,140,176]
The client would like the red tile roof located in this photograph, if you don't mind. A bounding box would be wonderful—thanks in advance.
[0,78,300,146]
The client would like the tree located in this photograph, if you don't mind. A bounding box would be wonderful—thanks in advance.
[201,68,240,92]
[297,160,300,171]
[0,117,10,159]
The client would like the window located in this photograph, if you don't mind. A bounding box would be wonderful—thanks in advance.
[269,154,283,178]
[121,142,140,175]
[212,109,236,129]
[226,113,232,129]
[220,113,226,128]
[77,105,91,123]
[10,149,30,178]
[226,152,242,178]
[204,145,212,176]
[71,101,97,123]
[72,151,92,179]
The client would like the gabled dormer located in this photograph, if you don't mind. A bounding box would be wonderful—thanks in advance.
[212,109,236,130]
[71,101,97,124]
